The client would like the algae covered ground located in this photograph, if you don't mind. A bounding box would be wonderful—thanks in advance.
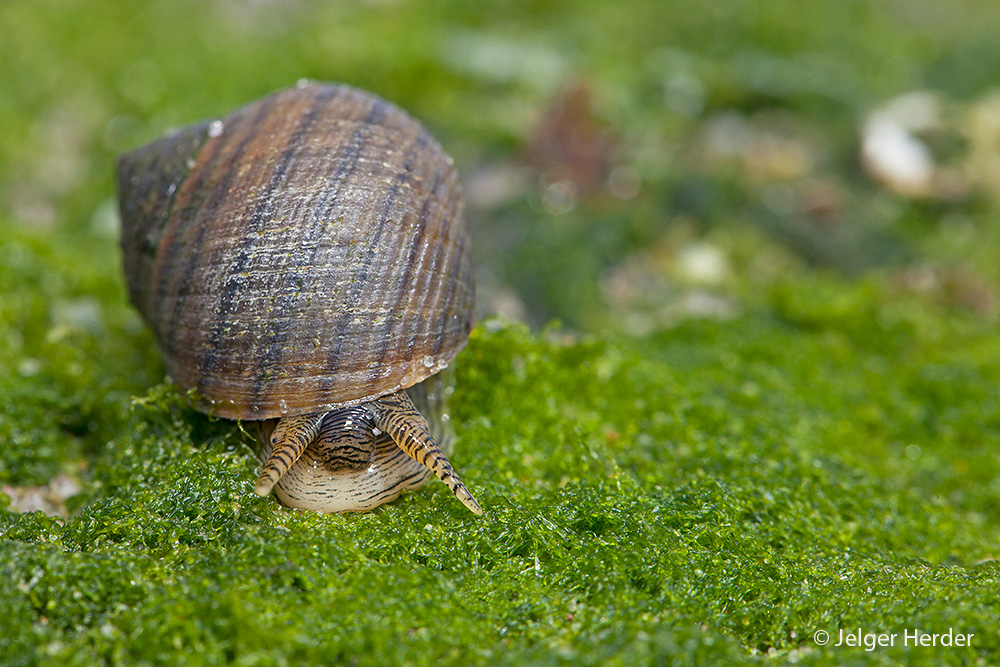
[3,0,1000,665]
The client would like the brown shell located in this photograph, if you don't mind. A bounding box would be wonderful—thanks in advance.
[117,82,474,420]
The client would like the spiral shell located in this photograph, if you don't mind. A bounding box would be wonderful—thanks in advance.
[117,82,481,514]
[118,81,474,420]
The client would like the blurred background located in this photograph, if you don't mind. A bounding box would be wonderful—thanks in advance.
[2,0,1000,334]
[4,2,1000,656]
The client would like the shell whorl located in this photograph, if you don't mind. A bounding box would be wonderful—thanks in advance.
[117,82,475,420]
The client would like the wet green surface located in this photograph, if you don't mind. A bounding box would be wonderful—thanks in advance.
[2,0,1000,665]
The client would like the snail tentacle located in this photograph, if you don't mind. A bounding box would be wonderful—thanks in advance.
[254,412,326,496]
[370,390,483,516]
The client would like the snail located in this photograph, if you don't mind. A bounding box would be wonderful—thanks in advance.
[116,81,482,515]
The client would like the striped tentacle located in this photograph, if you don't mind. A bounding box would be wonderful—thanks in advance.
[254,412,326,496]
[371,390,483,516]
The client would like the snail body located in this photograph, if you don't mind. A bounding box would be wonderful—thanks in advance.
[117,82,481,515]
[255,378,456,513]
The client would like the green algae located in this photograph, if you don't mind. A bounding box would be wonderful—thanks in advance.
[3,0,1000,665]
[3,284,999,664]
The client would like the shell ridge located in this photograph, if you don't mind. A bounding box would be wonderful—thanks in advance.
[431,204,471,357]
[245,86,375,410]
[245,86,402,412]
[317,124,425,395]
[157,97,278,375]
[197,86,338,402]
[420,187,454,357]
[367,132,441,379]
[121,122,216,326]
[321,98,418,392]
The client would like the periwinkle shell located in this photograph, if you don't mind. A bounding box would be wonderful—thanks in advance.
[117,82,475,420]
